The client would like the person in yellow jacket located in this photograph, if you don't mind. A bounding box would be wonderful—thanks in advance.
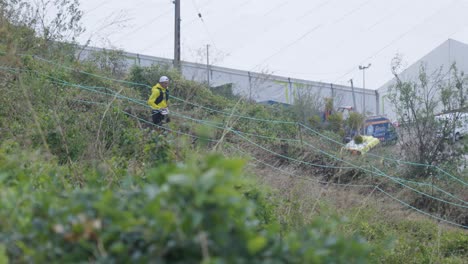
[148,76,170,125]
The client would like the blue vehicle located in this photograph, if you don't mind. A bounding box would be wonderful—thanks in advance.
[363,116,398,143]
[343,115,398,144]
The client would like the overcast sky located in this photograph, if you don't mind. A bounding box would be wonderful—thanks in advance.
[76,0,468,89]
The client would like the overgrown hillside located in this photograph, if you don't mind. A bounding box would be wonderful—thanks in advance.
[0,1,467,263]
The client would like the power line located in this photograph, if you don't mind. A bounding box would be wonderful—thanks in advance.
[331,0,373,24]
[263,0,290,16]
[138,0,217,54]
[194,0,252,37]
[296,0,334,21]
[113,7,173,43]
[249,0,374,72]
[297,1,409,79]
[82,0,112,16]
[214,0,329,58]
[191,0,218,50]
[249,24,323,72]
[333,0,457,85]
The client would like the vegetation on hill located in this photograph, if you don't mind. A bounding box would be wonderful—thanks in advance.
[0,0,467,263]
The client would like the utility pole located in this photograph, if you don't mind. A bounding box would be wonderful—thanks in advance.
[174,0,181,70]
[375,90,379,115]
[248,71,253,101]
[206,44,210,86]
[349,79,357,111]
[358,63,371,114]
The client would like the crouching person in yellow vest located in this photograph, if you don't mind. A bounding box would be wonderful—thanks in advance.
[148,76,170,126]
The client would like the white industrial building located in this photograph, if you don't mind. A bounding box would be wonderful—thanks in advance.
[377,39,468,121]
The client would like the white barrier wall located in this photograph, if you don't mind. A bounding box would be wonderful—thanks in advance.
[80,46,379,114]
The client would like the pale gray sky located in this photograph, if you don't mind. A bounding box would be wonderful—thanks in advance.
[77,0,468,89]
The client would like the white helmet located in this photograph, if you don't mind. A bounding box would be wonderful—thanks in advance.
[159,76,169,83]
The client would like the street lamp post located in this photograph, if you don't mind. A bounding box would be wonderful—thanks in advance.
[358,63,371,114]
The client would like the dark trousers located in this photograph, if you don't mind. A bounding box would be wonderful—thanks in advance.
[152,110,170,125]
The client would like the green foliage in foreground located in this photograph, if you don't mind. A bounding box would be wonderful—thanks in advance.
[0,144,372,263]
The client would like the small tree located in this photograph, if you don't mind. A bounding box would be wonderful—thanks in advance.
[86,48,127,78]
[387,56,467,177]
[345,112,365,135]
[327,112,344,136]
[1,0,84,57]
[292,86,323,125]
[325,97,334,119]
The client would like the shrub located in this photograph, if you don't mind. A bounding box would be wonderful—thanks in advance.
[309,114,322,128]
[327,112,343,133]
[0,151,372,263]
[346,112,365,132]
[354,135,364,144]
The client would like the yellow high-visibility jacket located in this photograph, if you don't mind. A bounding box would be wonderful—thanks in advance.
[147,83,168,110]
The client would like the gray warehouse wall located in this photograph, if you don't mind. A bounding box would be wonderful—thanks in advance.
[79,46,378,114]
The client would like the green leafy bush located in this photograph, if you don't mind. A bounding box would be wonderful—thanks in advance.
[327,112,343,134]
[346,112,365,132]
[0,148,372,263]
[354,135,364,144]
[309,114,322,128]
